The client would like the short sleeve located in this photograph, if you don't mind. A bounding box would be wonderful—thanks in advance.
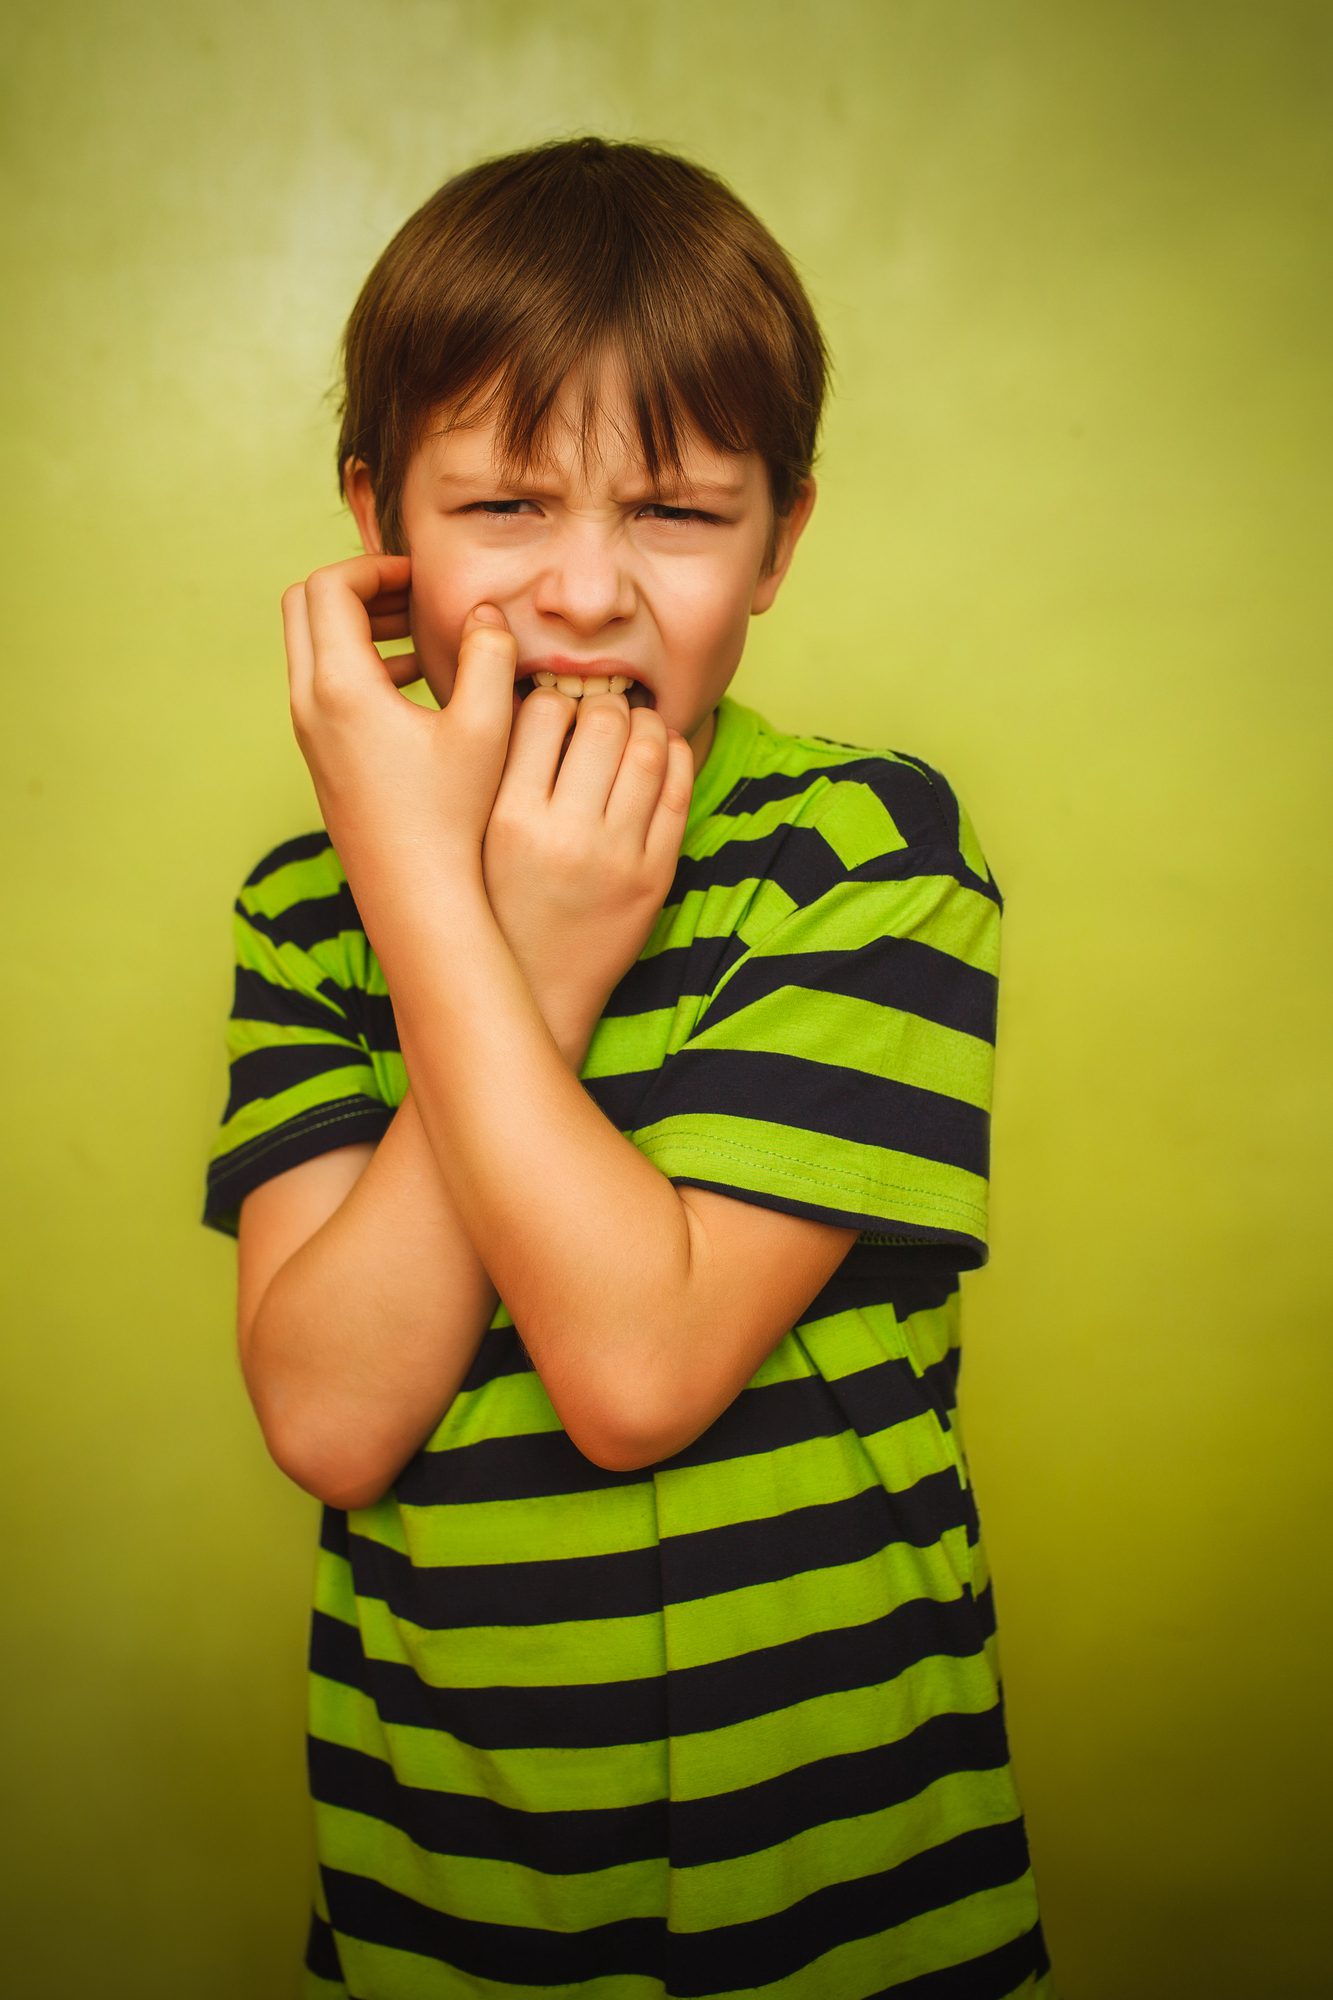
[630,768,1002,1271]
[201,836,395,1239]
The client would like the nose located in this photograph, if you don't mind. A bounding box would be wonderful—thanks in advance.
[528,516,637,635]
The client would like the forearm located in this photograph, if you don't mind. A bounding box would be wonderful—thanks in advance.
[378,874,698,1471]
[249,1010,599,1510]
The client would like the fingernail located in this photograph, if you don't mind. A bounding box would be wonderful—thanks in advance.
[471,603,506,626]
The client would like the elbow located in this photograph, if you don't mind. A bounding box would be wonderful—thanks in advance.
[243,1311,399,1511]
[265,1425,398,1510]
[249,1381,398,1511]
[561,1384,705,1475]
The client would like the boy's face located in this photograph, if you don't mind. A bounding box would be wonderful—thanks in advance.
[344,357,815,778]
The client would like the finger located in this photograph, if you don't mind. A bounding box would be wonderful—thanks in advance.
[599,701,668,836]
[304,554,412,701]
[364,612,410,644]
[379,649,422,689]
[281,580,316,716]
[449,602,518,738]
[497,686,579,803]
[551,691,634,815]
[604,703,668,828]
[643,727,695,868]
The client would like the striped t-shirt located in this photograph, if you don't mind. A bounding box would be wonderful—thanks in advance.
[203,691,1052,2000]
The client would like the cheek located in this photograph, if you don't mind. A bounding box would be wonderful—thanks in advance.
[667,577,753,658]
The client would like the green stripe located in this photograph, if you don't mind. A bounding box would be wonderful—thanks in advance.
[688,988,995,1106]
[209,1067,382,1169]
[354,1477,660,1565]
[635,1116,990,1233]
[334,1935,664,2000]
[663,1770,1027,1931]
[663,1652,1000,1794]
[651,1416,965,1540]
[319,1802,664,1927]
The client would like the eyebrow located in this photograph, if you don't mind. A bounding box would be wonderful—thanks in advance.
[434,468,746,499]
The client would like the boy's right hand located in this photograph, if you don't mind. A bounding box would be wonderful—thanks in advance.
[481,687,695,1059]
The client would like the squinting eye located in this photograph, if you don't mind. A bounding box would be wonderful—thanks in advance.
[463,500,716,524]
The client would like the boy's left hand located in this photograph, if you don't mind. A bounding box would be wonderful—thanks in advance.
[281,554,517,926]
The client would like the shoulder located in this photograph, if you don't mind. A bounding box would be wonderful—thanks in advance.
[238,828,345,899]
[232,829,373,964]
[735,707,1001,906]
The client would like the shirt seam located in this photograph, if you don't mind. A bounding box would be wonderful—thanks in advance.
[634,1127,987,1224]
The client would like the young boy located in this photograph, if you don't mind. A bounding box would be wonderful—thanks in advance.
[204,136,1053,1999]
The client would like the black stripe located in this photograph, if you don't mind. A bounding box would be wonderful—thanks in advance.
[307,1583,992,1750]
[202,1097,394,1232]
[310,1605,666,1747]
[242,829,331,888]
[715,753,951,851]
[806,1247,960,1321]
[358,986,401,1053]
[604,933,746,1021]
[396,1367,878,1506]
[307,1702,1012,1879]
[634,1046,991,1179]
[317,1815,1032,1991]
[308,1734,668,1873]
[302,1904,343,1981]
[394,1355,965,1508]
[244,878,365,957]
[862,1918,1048,1999]
[221,1038,374,1120]
[671,1703,1013,1866]
[696,933,998,1044]
[659,1471,972,1606]
[848,840,999,909]
[665,1587,993,1738]
[231,962,357,1037]
[668,1816,1035,1995]
[455,1323,534,1393]
[321,1864,661,1985]
[326,1469,970,1629]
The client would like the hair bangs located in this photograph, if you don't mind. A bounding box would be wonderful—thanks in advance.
[336,136,830,570]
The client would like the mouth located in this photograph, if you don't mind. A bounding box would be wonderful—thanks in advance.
[514,670,656,710]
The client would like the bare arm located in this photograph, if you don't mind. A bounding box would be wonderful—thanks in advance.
[267,578,850,1494]
[241,1009,596,1512]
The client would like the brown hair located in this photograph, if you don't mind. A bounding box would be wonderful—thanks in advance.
[333,135,831,574]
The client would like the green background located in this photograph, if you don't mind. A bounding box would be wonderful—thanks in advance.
[4,2,1329,1994]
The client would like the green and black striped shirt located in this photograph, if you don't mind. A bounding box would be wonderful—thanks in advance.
[203,692,1051,1999]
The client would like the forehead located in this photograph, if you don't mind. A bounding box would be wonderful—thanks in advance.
[415,362,761,499]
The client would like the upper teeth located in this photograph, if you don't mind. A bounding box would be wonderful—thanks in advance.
[531,671,634,698]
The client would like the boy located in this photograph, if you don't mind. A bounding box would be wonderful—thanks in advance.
[205,136,1052,1998]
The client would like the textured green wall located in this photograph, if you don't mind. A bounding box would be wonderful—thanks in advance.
[4,3,1328,1994]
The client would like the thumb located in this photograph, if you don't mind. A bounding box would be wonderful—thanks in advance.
[469,603,508,629]
[451,602,517,732]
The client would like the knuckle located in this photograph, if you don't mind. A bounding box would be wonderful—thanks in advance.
[547,825,589,872]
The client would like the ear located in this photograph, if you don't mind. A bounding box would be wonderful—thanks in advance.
[342,456,384,556]
[750,477,817,615]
